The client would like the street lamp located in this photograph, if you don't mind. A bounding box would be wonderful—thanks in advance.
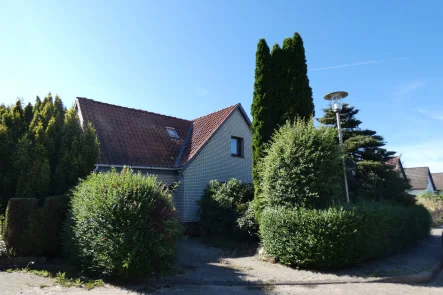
[324,91,350,204]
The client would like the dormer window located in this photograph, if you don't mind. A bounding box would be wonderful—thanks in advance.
[166,127,179,139]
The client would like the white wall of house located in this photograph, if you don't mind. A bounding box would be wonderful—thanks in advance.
[179,109,252,222]
[410,190,427,196]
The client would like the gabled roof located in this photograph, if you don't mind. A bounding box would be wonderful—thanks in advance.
[385,156,400,167]
[75,97,249,168]
[404,167,436,191]
[385,156,407,179]
[431,173,443,191]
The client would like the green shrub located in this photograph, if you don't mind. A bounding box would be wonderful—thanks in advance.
[260,202,431,269]
[417,193,443,226]
[0,214,4,236]
[4,198,38,256]
[255,119,343,220]
[44,195,70,256]
[20,208,46,256]
[198,179,256,240]
[64,168,182,279]
[355,161,414,205]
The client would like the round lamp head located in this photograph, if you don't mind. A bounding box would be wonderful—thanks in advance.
[324,91,348,113]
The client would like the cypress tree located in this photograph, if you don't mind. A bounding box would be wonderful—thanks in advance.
[24,103,33,127]
[270,43,286,127]
[0,124,12,208]
[54,108,99,194]
[281,33,314,121]
[251,38,272,208]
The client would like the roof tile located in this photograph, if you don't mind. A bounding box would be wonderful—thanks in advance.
[75,97,240,168]
[404,167,434,190]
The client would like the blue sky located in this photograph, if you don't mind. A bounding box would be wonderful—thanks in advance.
[1,0,442,172]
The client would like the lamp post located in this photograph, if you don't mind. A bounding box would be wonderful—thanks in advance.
[324,91,350,204]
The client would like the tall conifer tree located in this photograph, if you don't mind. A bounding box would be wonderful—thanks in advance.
[281,33,314,121]
[251,39,272,193]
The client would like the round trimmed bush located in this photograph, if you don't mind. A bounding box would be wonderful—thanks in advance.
[255,119,343,220]
[198,179,256,240]
[260,202,431,269]
[63,168,182,278]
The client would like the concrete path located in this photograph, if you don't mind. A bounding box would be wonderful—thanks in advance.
[160,225,443,286]
[0,226,441,294]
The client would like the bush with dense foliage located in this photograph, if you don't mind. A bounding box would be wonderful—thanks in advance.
[198,179,257,240]
[417,192,443,225]
[0,95,99,210]
[260,202,431,269]
[254,119,343,220]
[20,208,46,256]
[3,198,39,255]
[2,195,70,257]
[64,169,182,279]
[0,214,4,236]
[356,161,414,205]
[44,195,70,255]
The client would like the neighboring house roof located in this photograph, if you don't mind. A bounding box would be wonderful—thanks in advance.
[75,97,250,168]
[432,173,443,191]
[385,156,407,179]
[385,156,400,167]
[404,167,436,191]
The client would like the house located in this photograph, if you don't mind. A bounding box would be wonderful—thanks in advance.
[74,97,252,222]
[431,173,443,193]
[385,156,407,179]
[404,167,436,195]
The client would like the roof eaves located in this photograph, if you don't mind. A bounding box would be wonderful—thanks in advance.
[237,103,252,127]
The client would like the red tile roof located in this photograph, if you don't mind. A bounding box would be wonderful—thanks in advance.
[178,104,238,166]
[385,156,400,168]
[75,97,243,168]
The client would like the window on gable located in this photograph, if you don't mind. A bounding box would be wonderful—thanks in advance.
[166,127,179,139]
[231,136,243,157]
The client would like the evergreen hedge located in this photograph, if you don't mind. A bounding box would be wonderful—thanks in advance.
[3,198,38,255]
[260,202,431,269]
[2,196,70,257]
[63,169,182,279]
[44,195,70,256]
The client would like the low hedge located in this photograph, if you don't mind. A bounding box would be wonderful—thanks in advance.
[3,198,38,255]
[260,202,432,269]
[2,196,70,257]
[64,168,182,279]
[44,195,70,256]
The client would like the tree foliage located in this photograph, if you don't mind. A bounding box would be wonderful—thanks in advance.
[0,94,100,210]
[251,33,314,198]
[318,104,395,162]
[254,119,343,220]
[251,39,273,195]
[318,104,411,203]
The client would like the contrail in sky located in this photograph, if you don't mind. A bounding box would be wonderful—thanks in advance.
[311,57,408,71]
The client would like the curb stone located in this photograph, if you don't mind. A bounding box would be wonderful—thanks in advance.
[373,259,443,284]
[153,259,443,287]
